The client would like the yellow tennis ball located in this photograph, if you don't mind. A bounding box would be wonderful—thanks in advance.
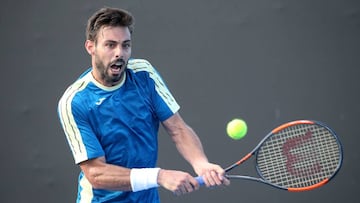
[226,118,247,140]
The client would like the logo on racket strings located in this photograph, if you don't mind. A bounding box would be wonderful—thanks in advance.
[282,131,322,177]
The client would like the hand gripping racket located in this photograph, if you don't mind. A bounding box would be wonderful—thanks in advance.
[196,120,343,192]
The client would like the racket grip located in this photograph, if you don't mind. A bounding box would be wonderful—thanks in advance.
[195,176,205,186]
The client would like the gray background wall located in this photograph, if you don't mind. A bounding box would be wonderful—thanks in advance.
[1,0,359,202]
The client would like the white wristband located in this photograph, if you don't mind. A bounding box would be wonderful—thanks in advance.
[130,168,161,192]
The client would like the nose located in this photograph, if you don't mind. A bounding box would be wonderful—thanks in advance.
[115,45,123,59]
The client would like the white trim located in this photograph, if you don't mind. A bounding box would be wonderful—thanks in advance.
[128,59,180,113]
[78,175,93,203]
[58,77,89,164]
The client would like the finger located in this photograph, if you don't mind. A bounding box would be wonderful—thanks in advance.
[222,177,231,186]
[210,170,223,185]
[204,171,216,186]
[174,186,186,196]
[179,185,187,194]
[174,189,181,196]
[217,173,224,181]
[217,168,226,179]
[184,182,195,193]
[189,177,200,190]
[209,170,223,185]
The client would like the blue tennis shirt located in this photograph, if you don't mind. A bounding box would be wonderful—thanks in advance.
[58,59,180,202]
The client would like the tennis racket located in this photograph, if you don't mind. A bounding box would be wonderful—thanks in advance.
[196,120,343,192]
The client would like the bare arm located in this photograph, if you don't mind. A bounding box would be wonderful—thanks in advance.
[79,156,132,191]
[162,113,208,166]
[78,112,228,194]
[162,112,228,186]
[79,155,200,195]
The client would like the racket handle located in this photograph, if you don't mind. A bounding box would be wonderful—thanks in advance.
[195,176,205,186]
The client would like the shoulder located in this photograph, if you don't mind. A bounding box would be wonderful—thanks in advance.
[127,58,156,73]
[58,71,93,107]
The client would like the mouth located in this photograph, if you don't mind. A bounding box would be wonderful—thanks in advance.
[110,60,125,74]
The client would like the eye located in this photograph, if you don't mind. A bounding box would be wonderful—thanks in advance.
[105,42,116,48]
[105,42,116,49]
[123,43,131,49]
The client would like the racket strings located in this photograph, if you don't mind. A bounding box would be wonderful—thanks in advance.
[256,124,341,188]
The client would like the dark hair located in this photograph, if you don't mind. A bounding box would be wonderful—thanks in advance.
[86,7,135,42]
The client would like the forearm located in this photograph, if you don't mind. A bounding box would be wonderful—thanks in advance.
[80,157,161,192]
[162,113,209,168]
[80,159,132,191]
[162,113,227,185]
[170,124,229,187]
[172,124,209,166]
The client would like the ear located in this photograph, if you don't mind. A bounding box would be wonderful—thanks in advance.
[85,40,95,55]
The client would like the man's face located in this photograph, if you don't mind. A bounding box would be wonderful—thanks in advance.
[87,26,132,86]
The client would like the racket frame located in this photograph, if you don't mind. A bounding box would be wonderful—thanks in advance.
[224,120,343,192]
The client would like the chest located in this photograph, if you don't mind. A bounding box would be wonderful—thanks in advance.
[87,78,159,137]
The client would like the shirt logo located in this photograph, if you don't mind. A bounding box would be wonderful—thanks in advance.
[95,97,106,105]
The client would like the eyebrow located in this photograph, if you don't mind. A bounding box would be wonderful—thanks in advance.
[105,39,131,44]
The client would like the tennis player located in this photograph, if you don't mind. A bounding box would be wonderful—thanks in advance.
[57,7,229,202]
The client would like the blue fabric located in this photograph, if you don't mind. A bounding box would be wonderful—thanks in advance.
[58,59,180,202]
